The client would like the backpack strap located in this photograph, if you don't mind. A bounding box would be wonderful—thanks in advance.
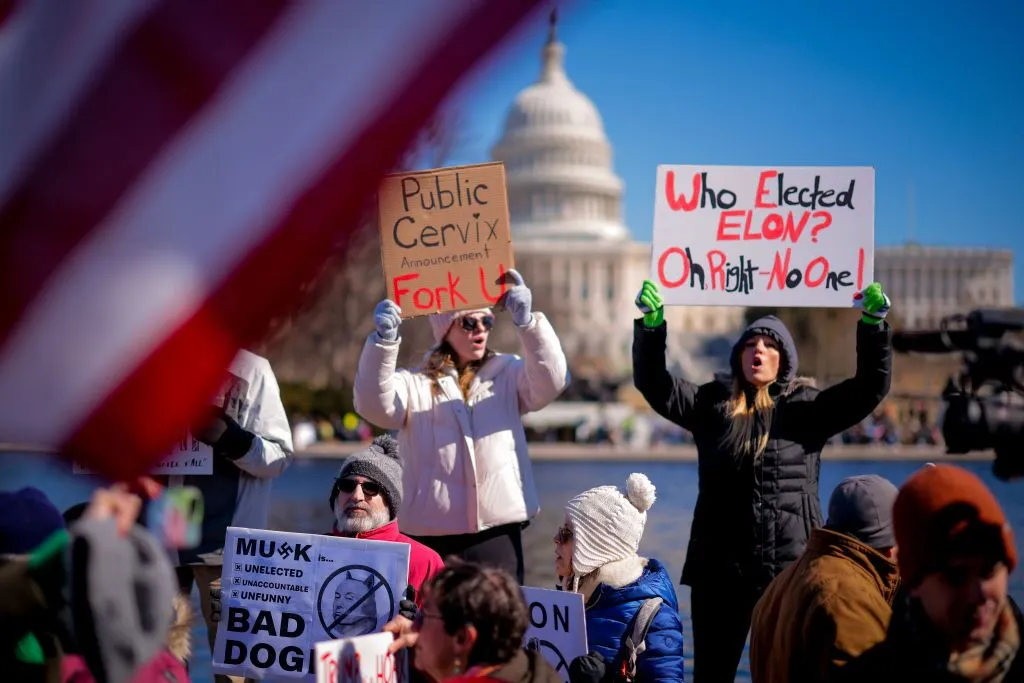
[620,597,664,681]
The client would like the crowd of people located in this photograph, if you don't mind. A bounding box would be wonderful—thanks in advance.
[2,272,1022,683]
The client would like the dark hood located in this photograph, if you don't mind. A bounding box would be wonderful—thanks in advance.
[731,315,798,385]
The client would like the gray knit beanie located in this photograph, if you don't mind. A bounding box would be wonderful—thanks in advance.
[330,434,403,518]
[69,517,176,683]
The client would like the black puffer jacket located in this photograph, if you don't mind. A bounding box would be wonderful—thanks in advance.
[632,315,892,592]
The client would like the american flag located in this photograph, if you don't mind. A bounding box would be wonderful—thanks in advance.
[0,0,544,480]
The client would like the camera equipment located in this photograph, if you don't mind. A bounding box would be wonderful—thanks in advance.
[893,308,1024,481]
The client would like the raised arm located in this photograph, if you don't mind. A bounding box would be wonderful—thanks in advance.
[498,269,570,413]
[809,283,894,438]
[353,300,411,431]
[631,280,700,432]
[513,313,570,413]
[232,355,294,478]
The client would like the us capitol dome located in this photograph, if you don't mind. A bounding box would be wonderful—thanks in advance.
[490,11,744,381]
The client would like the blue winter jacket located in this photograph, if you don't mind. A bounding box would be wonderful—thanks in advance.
[584,558,685,682]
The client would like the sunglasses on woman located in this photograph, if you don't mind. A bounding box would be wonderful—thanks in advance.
[554,525,573,544]
[336,479,382,497]
[460,315,495,332]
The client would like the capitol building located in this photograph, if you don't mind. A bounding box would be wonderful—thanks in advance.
[491,17,745,380]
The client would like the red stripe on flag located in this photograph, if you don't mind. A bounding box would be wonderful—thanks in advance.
[66,0,547,480]
[0,0,288,351]
[0,0,17,29]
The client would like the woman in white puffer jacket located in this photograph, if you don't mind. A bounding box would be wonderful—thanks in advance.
[353,269,569,583]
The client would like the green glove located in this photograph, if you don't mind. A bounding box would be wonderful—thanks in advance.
[634,280,665,328]
[854,282,891,325]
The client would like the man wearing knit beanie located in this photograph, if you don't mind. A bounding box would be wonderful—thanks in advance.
[837,464,1024,683]
[327,435,443,600]
[750,475,901,683]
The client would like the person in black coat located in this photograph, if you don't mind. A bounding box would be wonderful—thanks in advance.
[632,279,894,683]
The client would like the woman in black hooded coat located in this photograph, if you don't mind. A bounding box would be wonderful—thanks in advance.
[631,279,894,683]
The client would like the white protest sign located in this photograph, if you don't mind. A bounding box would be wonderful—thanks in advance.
[315,632,406,683]
[213,528,410,681]
[73,431,213,475]
[651,165,875,307]
[521,587,587,681]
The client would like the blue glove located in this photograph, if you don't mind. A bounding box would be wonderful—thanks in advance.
[374,299,402,341]
[499,269,533,327]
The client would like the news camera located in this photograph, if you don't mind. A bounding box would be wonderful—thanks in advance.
[893,308,1024,481]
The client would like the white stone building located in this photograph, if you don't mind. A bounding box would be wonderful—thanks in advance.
[875,244,1014,329]
[490,17,745,380]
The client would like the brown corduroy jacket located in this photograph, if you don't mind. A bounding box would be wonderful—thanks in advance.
[749,527,901,683]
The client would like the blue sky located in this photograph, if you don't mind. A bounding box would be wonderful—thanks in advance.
[447,0,1024,303]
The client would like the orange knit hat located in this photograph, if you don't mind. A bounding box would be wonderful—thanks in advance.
[893,464,1017,585]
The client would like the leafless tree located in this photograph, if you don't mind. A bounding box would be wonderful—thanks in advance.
[257,107,471,388]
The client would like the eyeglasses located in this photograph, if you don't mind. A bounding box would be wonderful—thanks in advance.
[412,609,445,630]
[336,479,382,497]
[554,525,573,544]
[460,315,495,332]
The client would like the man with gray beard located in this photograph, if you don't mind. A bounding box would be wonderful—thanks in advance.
[328,434,444,601]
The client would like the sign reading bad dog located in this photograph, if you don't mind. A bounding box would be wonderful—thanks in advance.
[213,528,410,681]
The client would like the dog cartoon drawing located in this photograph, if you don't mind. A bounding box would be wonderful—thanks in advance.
[331,571,379,637]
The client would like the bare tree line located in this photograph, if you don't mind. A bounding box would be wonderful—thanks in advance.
[257,108,469,388]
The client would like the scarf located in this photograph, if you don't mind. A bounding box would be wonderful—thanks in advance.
[893,593,1019,682]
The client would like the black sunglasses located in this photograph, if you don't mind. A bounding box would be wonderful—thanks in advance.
[337,479,382,497]
[460,315,495,332]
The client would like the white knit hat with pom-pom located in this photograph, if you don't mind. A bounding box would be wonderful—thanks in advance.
[565,473,656,579]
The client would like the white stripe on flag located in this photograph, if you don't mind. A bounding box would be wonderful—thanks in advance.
[0,0,484,445]
[0,0,156,208]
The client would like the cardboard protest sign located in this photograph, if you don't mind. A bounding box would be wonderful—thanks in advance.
[213,528,410,681]
[521,587,588,681]
[74,430,212,475]
[315,632,406,683]
[377,162,514,318]
[651,165,875,307]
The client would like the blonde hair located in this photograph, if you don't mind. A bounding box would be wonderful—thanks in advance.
[720,378,774,458]
[423,340,494,399]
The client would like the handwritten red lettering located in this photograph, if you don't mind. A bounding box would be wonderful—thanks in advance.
[805,256,829,287]
[767,248,792,290]
[762,213,784,240]
[478,264,507,304]
[755,170,778,208]
[716,210,745,241]
[857,247,865,290]
[782,211,811,242]
[707,250,727,290]
[665,171,701,212]
[392,273,419,309]
[741,210,761,240]
[809,211,832,243]
[657,247,691,288]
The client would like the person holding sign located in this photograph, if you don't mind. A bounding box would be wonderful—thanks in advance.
[632,279,893,683]
[354,269,569,584]
[555,473,685,683]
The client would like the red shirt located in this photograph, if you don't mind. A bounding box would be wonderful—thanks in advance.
[329,520,444,604]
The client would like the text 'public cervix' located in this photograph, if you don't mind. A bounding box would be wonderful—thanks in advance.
[392,173,501,250]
